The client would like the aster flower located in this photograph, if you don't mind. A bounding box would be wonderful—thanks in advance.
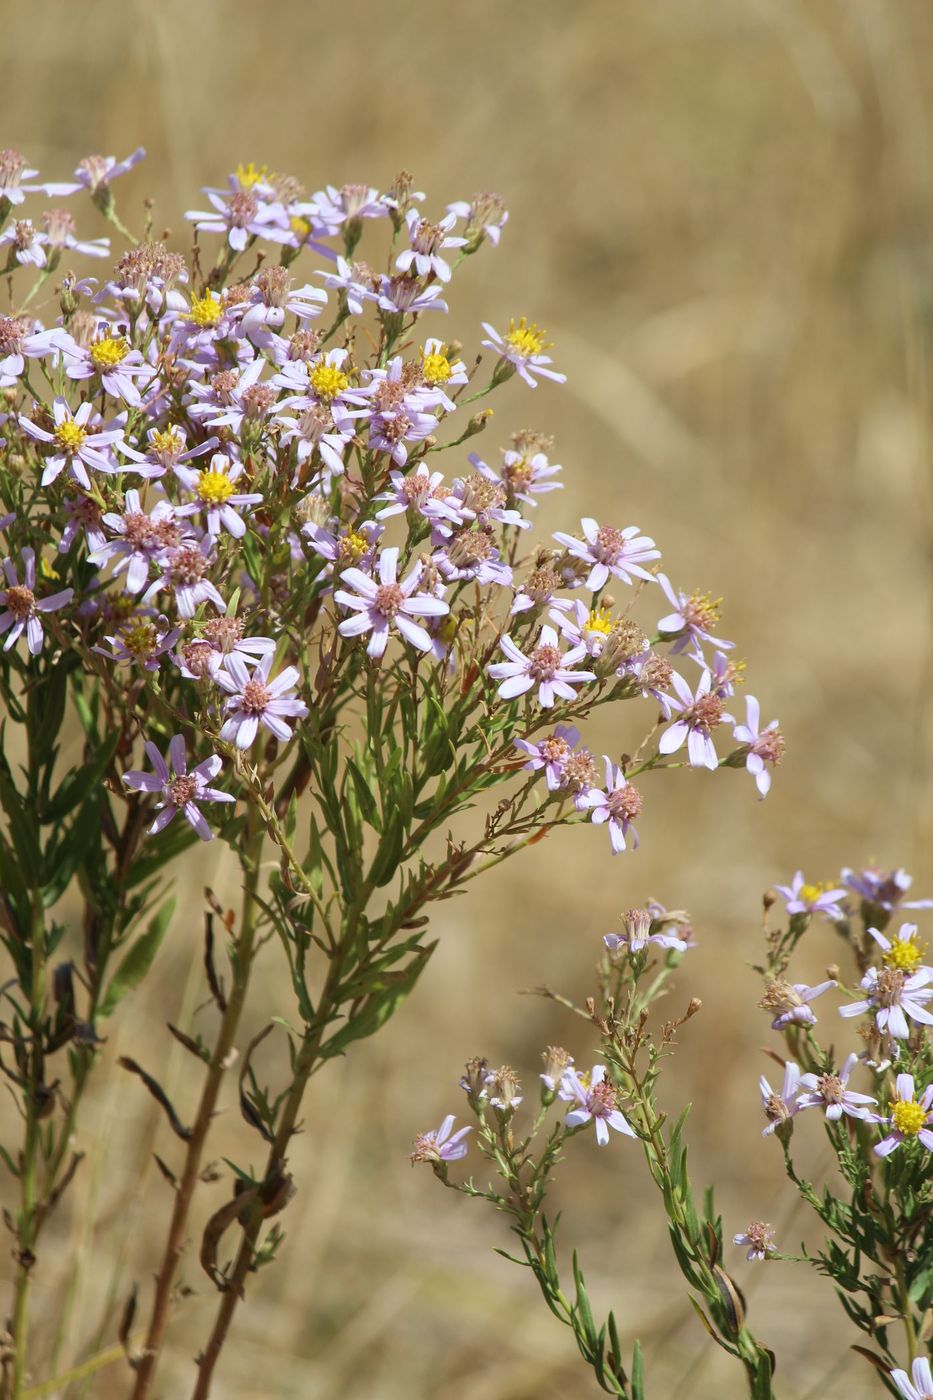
[447,193,508,248]
[40,209,110,261]
[175,454,262,540]
[891,1357,933,1400]
[235,268,327,341]
[395,210,466,283]
[122,735,233,841]
[733,1221,776,1263]
[551,599,617,658]
[98,614,180,672]
[335,547,449,659]
[433,530,513,588]
[61,325,150,405]
[471,441,562,507]
[53,147,146,198]
[796,1053,876,1122]
[417,338,468,412]
[552,517,660,591]
[143,538,226,619]
[216,652,308,749]
[759,976,837,1030]
[482,318,566,388]
[604,906,688,956]
[0,548,73,655]
[0,315,71,384]
[839,965,933,1040]
[731,695,784,797]
[874,1074,933,1157]
[0,148,67,207]
[374,464,454,525]
[759,1061,801,1136]
[656,574,733,660]
[659,669,732,770]
[869,922,929,974]
[377,273,448,317]
[488,623,595,708]
[486,1066,523,1112]
[559,1065,637,1146]
[426,473,526,538]
[303,519,382,579]
[185,184,287,252]
[174,616,274,680]
[318,256,378,315]
[582,759,643,854]
[118,425,218,481]
[89,489,184,593]
[310,183,392,228]
[409,1114,471,1166]
[540,1047,573,1094]
[774,871,847,921]
[841,865,933,913]
[20,397,123,490]
[0,220,48,268]
[513,725,581,791]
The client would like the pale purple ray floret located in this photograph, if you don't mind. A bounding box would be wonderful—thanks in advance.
[796,1053,876,1122]
[774,871,847,921]
[513,724,580,791]
[488,623,595,708]
[656,573,733,660]
[409,1114,471,1165]
[215,652,309,749]
[51,147,146,197]
[839,964,933,1040]
[732,694,784,797]
[20,396,123,489]
[604,907,689,956]
[0,548,73,655]
[762,977,837,1030]
[759,1061,801,1136]
[175,453,263,539]
[122,734,233,841]
[659,669,732,770]
[481,320,566,388]
[874,1074,933,1159]
[559,1065,637,1147]
[335,547,449,659]
[891,1357,933,1400]
[395,210,466,283]
[583,758,643,854]
[841,865,933,913]
[553,517,660,591]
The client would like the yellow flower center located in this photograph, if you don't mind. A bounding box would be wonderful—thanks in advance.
[197,469,236,504]
[891,1099,927,1136]
[89,333,130,369]
[799,882,828,905]
[884,935,926,973]
[121,619,158,657]
[337,530,368,563]
[309,362,349,401]
[151,427,184,457]
[290,215,312,239]
[506,317,548,358]
[687,591,722,630]
[236,161,269,190]
[55,421,87,453]
[422,350,453,385]
[586,606,614,637]
[187,293,223,328]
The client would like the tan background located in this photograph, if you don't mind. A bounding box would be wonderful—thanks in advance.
[4,1,933,1396]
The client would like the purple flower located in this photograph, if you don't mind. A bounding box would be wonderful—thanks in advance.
[395,210,466,283]
[656,574,733,660]
[659,670,732,770]
[582,759,644,854]
[841,865,933,913]
[559,1065,637,1146]
[375,464,451,524]
[796,1053,876,1122]
[551,599,616,658]
[447,193,508,248]
[53,147,146,197]
[759,1061,801,1136]
[869,922,929,974]
[891,1357,933,1400]
[98,614,180,672]
[874,1074,933,1158]
[377,274,448,316]
[62,325,150,405]
[513,725,581,791]
[471,442,562,507]
[122,735,233,841]
[0,148,66,206]
[20,396,123,490]
[732,695,784,797]
[335,547,449,659]
[488,623,595,708]
[175,454,262,540]
[774,871,847,921]
[41,209,109,260]
[0,220,48,267]
[553,517,659,591]
[310,183,392,228]
[733,1221,776,1263]
[759,977,837,1030]
[481,319,566,388]
[604,907,688,956]
[0,549,72,655]
[185,184,287,252]
[216,652,308,749]
[409,1114,471,1165]
[840,965,933,1041]
[90,490,185,594]
[143,538,225,618]
[118,426,218,481]
[318,256,378,315]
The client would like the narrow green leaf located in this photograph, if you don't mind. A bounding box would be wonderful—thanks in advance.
[99,897,175,1017]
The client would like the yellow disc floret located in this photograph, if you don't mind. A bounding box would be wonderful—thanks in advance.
[55,420,87,453]
[337,530,369,564]
[884,932,927,973]
[89,333,130,370]
[799,881,829,905]
[290,215,312,240]
[506,317,548,358]
[309,362,349,401]
[197,469,236,505]
[151,427,185,458]
[586,605,614,637]
[422,349,453,385]
[187,293,223,328]
[236,161,269,190]
[891,1099,927,1136]
[120,619,158,658]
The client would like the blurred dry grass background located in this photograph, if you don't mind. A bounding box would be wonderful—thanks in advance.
[4,1,933,1395]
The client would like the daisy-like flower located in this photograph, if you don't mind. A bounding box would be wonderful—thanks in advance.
[471,440,563,508]
[98,614,180,672]
[122,735,233,841]
[732,695,784,797]
[551,599,617,658]
[486,1066,523,1112]
[185,185,287,252]
[874,1074,933,1158]
[447,192,508,248]
[659,669,732,770]
[90,489,184,594]
[62,324,150,405]
[796,1053,876,1122]
[891,1357,933,1400]
[604,906,688,956]
[310,183,392,228]
[0,548,73,655]
[175,615,274,680]
[774,871,847,921]
[216,652,308,749]
[0,148,66,207]
[20,397,123,490]
[488,623,595,708]
[733,1221,776,1263]
[317,256,378,316]
[409,1114,470,1166]
[395,210,466,283]
[236,267,327,341]
[759,1061,801,1136]
[513,725,581,791]
[0,220,48,268]
[417,338,468,412]
[0,315,69,384]
[540,1046,573,1094]
[40,209,110,260]
[869,922,929,974]
[375,464,453,525]
[655,574,733,660]
[552,517,659,591]
[559,1064,637,1146]
[582,759,643,854]
[839,965,933,1040]
[759,976,837,1030]
[377,273,448,317]
[335,547,449,660]
[175,453,262,540]
[53,147,146,198]
[481,318,566,388]
[841,866,933,913]
[118,425,218,481]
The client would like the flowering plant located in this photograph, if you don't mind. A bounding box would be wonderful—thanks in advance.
[0,145,780,1398]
